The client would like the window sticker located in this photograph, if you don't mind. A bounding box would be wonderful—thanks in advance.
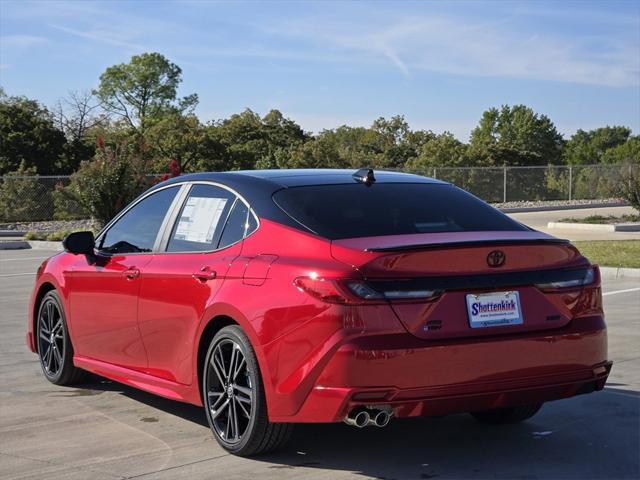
[174,196,228,243]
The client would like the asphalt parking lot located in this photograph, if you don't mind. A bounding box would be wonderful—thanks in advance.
[1,249,639,480]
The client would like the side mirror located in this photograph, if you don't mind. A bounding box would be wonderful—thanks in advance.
[63,231,95,255]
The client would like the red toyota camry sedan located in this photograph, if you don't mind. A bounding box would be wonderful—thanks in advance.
[27,169,611,456]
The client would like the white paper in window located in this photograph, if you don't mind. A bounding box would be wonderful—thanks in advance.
[174,196,228,243]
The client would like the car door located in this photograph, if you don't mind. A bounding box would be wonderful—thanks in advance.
[137,183,258,385]
[68,185,183,371]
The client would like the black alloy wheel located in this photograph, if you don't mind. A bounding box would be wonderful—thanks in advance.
[36,291,86,385]
[203,325,292,456]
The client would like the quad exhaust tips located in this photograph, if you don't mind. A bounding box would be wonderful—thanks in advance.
[344,407,393,428]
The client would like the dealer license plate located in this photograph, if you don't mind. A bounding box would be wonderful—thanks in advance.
[466,291,523,328]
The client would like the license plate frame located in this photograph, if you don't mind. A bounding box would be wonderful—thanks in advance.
[466,291,523,328]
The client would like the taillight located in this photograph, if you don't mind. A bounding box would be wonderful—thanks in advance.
[294,277,365,304]
[294,277,441,304]
[536,265,597,290]
[347,281,441,301]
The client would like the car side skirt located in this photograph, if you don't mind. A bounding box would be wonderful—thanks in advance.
[73,356,203,406]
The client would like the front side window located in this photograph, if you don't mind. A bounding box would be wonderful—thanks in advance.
[167,184,235,252]
[100,186,180,254]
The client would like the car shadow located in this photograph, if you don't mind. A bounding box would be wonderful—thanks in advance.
[258,387,639,479]
[72,377,640,479]
[75,374,210,427]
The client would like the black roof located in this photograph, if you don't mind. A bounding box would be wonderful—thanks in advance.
[235,169,444,185]
[152,169,446,232]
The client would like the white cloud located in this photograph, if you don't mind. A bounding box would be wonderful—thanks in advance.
[0,34,48,49]
[48,24,145,51]
[3,1,638,89]
[265,12,640,87]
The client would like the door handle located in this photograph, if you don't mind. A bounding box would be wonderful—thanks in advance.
[124,267,141,280]
[193,266,217,282]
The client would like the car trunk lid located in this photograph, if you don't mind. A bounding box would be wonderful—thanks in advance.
[331,231,589,340]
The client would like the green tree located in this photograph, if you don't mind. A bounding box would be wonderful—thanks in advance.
[469,105,564,166]
[205,109,268,171]
[94,52,198,136]
[599,135,639,164]
[0,92,67,174]
[369,116,428,168]
[200,109,307,171]
[406,132,468,171]
[146,113,214,173]
[55,141,153,224]
[256,109,308,168]
[286,132,341,169]
[563,126,631,165]
[285,116,432,171]
[610,165,640,212]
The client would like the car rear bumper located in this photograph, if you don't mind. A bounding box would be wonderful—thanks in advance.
[270,315,610,423]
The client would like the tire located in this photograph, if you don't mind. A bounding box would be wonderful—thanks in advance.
[470,403,543,425]
[202,325,293,456]
[36,290,87,385]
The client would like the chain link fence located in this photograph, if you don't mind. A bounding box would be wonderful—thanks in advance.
[0,176,72,224]
[0,164,636,224]
[407,163,637,204]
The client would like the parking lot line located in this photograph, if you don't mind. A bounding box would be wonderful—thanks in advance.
[0,256,50,262]
[602,287,640,297]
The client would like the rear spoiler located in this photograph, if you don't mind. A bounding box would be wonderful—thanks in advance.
[365,238,571,253]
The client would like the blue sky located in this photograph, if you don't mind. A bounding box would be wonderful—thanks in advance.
[0,0,638,141]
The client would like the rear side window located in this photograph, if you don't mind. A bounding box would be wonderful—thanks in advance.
[167,184,235,252]
[273,183,527,239]
[218,200,259,249]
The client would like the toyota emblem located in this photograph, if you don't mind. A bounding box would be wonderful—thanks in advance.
[487,250,506,268]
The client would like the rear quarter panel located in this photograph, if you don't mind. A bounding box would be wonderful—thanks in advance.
[197,220,405,417]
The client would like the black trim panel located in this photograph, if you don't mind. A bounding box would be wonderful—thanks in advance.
[366,266,590,292]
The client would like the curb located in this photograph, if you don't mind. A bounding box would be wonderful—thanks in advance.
[0,230,26,237]
[0,240,30,250]
[500,202,628,213]
[0,240,62,251]
[599,267,640,279]
[547,222,640,232]
[29,241,63,250]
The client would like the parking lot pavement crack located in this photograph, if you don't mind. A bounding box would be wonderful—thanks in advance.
[123,453,230,479]
[0,451,126,479]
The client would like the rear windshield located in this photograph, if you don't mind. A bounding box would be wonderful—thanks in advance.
[273,183,527,239]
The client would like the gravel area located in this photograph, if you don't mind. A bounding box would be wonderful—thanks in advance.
[0,219,100,233]
[491,198,625,210]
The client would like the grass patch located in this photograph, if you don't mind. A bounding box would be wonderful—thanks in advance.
[573,240,640,268]
[558,214,640,224]
[24,230,81,241]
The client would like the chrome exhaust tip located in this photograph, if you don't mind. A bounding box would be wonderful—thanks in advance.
[344,408,371,428]
[353,410,370,428]
[373,409,391,427]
